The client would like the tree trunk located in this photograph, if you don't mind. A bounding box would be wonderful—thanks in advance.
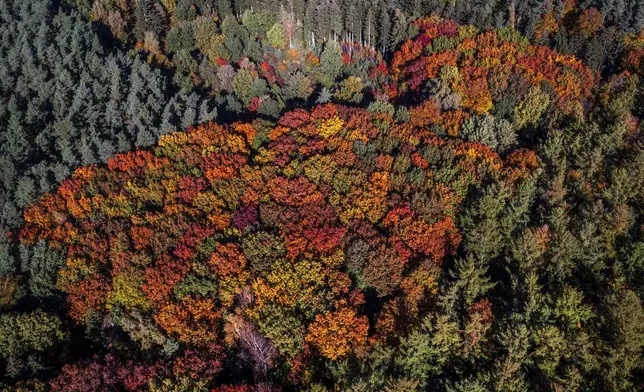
[509,0,516,29]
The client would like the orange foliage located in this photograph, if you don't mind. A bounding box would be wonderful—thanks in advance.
[383,204,461,262]
[18,101,518,365]
[386,17,597,121]
[534,11,559,41]
[305,306,369,360]
[210,243,247,277]
[503,148,541,186]
[155,297,221,346]
[577,8,603,37]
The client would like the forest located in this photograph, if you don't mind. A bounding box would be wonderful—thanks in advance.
[0,0,643,390]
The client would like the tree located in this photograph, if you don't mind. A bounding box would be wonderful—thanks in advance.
[166,24,196,54]
[514,85,550,129]
[267,23,286,49]
[278,7,297,48]
[334,76,364,103]
[222,16,249,62]
[0,310,66,378]
[318,40,343,87]
[8,6,644,389]
[491,324,530,391]
[460,115,516,153]
[194,17,230,62]
[602,290,644,390]
[378,3,392,53]
[224,314,278,376]
[283,71,314,101]
[217,0,234,19]
[49,353,161,392]
[305,307,369,360]
[232,68,256,106]
[13,177,36,209]
[175,0,198,21]
[18,241,64,298]
[397,315,462,388]
[316,87,333,103]
[242,9,274,37]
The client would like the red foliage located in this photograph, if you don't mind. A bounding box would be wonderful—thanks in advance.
[19,101,515,370]
[385,16,597,122]
[143,254,191,306]
[65,275,110,322]
[50,354,161,392]
[278,108,310,128]
[172,343,224,380]
[383,204,461,261]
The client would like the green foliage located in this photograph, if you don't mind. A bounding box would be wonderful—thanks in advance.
[397,315,462,388]
[174,0,197,22]
[514,85,550,128]
[222,16,249,62]
[602,290,644,391]
[232,68,256,106]
[2,0,644,390]
[194,17,229,62]
[267,23,286,49]
[18,241,64,298]
[241,231,286,273]
[460,115,517,153]
[319,41,343,87]
[254,304,304,359]
[258,96,283,118]
[242,9,274,37]
[491,324,530,391]
[395,106,411,122]
[367,100,396,115]
[0,310,66,377]
[283,71,313,101]
[167,24,196,54]
[334,76,364,103]
[174,274,218,300]
[442,256,495,311]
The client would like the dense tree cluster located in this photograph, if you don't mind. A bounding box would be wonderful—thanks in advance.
[19,102,507,388]
[383,17,597,139]
[0,0,218,288]
[0,0,643,390]
[72,0,387,119]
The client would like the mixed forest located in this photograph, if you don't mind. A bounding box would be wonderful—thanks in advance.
[0,0,643,390]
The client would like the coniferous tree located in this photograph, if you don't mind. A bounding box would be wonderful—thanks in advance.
[378,2,392,54]
[318,40,343,87]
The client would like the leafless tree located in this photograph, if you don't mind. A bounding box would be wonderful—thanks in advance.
[224,313,278,378]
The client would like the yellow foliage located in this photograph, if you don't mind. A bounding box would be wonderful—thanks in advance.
[303,155,336,184]
[106,270,150,311]
[192,192,225,213]
[161,0,176,14]
[514,85,551,128]
[335,171,390,224]
[321,249,345,268]
[217,271,251,308]
[458,24,479,40]
[250,259,330,318]
[318,117,344,138]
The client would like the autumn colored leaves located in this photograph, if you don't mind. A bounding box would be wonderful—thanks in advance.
[18,16,601,377]
[388,17,596,124]
[19,102,509,369]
